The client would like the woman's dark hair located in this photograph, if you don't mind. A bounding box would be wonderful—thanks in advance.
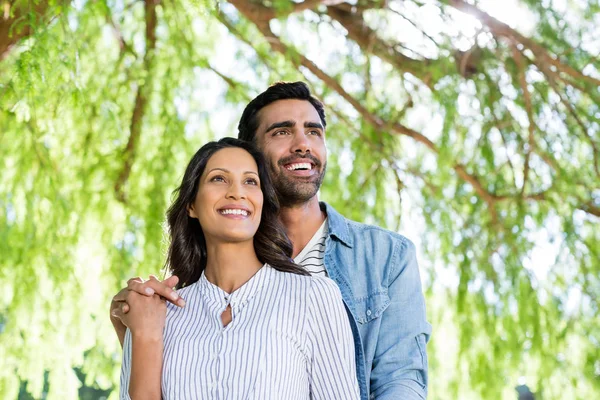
[165,137,308,288]
[238,81,326,142]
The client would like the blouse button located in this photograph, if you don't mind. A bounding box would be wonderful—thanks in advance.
[366,309,372,316]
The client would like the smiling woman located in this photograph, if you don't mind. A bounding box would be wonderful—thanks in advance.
[165,138,307,287]
[188,147,265,249]
[116,137,360,400]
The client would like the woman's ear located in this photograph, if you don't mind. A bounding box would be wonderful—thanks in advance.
[187,204,198,219]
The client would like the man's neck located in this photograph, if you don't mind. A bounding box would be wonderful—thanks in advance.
[204,240,263,294]
[280,197,326,258]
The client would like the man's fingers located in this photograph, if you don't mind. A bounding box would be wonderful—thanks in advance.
[112,287,129,303]
[111,303,128,321]
[127,279,185,307]
[127,279,157,296]
[162,275,179,288]
[127,276,143,285]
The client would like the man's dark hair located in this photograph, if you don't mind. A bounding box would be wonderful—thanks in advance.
[165,137,308,288]
[238,81,327,142]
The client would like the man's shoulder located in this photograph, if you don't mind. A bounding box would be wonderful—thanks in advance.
[348,218,411,242]
[325,202,414,249]
[322,203,415,264]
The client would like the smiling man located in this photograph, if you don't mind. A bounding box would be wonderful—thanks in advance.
[110,82,431,400]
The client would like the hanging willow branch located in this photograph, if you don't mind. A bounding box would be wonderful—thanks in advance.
[114,0,159,204]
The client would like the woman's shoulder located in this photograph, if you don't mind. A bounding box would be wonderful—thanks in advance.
[307,275,343,300]
[165,281,199,314]
[176,282,199,296]
[268,265,341,298]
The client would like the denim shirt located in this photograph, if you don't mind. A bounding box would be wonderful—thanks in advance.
[321,203,432,400]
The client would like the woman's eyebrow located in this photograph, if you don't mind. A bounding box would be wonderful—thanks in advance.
[208,168,258,177]
[207,167,229,173]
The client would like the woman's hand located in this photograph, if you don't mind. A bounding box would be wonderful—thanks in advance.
[114,285,168,400]
[110,275,183,346]
[112,289,167,341]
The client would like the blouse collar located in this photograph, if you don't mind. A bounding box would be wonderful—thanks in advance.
[198,264,273,310]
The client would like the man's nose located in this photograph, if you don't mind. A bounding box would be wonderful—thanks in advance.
[292,132,311,154]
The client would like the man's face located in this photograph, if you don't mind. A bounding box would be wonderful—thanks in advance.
[254,99,327,207]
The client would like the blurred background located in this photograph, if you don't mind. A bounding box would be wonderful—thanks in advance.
[1,0,599,399]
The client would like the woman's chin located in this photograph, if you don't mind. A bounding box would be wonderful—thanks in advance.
[212,230,257,244]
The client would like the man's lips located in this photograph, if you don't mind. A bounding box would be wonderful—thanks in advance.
[284,161,313,171]
[279,156,320,176]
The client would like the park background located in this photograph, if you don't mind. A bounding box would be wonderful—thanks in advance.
[1,0,599,399]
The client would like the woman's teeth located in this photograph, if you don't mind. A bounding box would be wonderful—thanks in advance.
[219,209,248,216]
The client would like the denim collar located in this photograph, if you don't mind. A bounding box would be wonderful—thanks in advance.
[320,202,353,248]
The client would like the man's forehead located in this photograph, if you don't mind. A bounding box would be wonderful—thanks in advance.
[257,99,320,127]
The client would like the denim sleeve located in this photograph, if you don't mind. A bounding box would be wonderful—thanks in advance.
[370,238,432,400]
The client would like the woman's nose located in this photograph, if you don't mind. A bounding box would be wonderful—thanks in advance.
[226,182,246,200]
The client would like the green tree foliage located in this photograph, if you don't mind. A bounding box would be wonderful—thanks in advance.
[1,0,598,398]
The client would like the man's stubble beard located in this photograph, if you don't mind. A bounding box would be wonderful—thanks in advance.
[269,162,327,207]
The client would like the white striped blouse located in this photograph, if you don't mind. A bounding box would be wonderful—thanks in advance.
[119,264,359,399]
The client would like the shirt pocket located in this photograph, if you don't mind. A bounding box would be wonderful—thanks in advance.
[353,290,390,324]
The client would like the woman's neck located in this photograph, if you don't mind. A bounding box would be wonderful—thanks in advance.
[204,239,263,294]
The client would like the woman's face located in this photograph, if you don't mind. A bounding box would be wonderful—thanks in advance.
[188,147,264,244]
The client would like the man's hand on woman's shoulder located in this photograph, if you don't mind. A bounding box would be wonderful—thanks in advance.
[109,275,185,347]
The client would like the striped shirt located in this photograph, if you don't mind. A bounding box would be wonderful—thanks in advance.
[120,264,359,399]
[294,219,328,276]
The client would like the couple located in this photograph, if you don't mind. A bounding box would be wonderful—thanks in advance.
[111,82,431,399]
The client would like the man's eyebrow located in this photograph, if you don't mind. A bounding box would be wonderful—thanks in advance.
[305,121,324,130]
[264,120,295,132]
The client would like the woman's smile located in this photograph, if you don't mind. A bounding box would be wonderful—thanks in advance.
[217,205,252,218]
[188,147,264,243]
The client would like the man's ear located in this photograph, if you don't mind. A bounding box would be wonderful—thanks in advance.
[187,204,198,219]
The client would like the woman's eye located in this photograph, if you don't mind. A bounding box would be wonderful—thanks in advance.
[211,175,225,182]
[245,178,258,185]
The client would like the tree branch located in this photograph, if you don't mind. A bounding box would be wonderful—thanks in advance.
[578,202,600,218]
[104,8,137,58]
[0,0,58,59]
[448,0,600,88]
[114,0,159,203]
[327,3,439,88]
[510,44,536,196]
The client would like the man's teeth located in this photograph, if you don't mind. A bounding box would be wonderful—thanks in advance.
[286,163,312,171]
[220,209,249,216]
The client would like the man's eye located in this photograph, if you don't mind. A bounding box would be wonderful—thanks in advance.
[273,130,289,136]
[308,130,321,136]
